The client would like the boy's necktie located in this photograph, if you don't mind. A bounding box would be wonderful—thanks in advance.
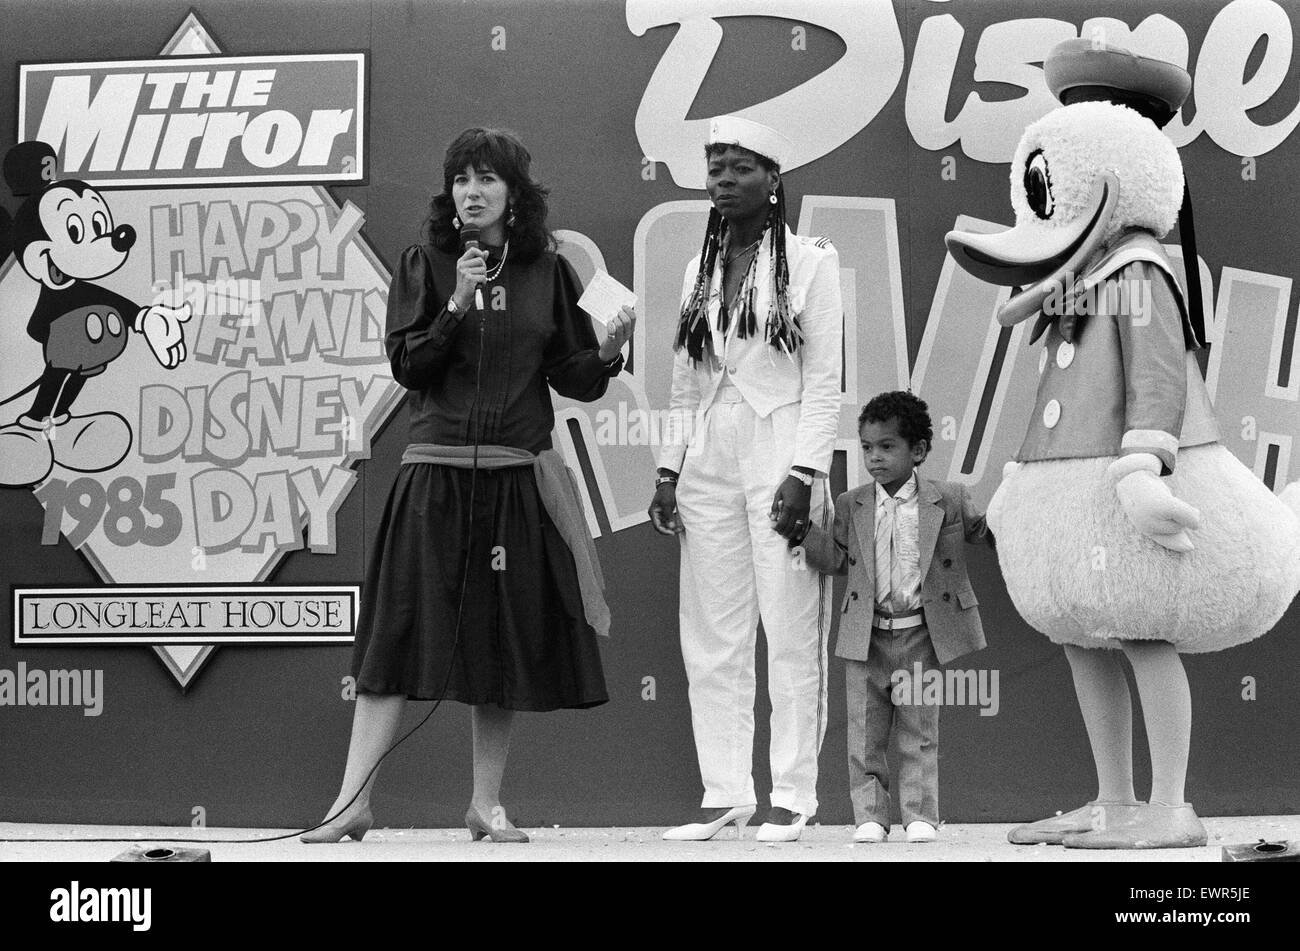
[881,494,905,615]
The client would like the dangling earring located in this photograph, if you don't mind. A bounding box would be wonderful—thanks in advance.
[769,193,777,205]
[506,206,516,228]
[452,215,461,229]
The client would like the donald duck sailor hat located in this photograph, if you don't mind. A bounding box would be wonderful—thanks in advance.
[1045,38,1191,129]
[1043,38,1206,349]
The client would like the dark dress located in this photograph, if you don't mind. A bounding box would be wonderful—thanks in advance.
[351,241,623,710]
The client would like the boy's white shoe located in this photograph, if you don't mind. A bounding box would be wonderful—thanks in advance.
[853,821,888,843]
[905,820,937,843]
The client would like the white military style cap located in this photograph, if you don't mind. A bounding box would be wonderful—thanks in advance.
[707,115,794,168]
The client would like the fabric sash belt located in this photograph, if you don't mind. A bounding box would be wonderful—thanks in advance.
[400,443,610,638]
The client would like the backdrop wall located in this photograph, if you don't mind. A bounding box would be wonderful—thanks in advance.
[1,0,1297,829]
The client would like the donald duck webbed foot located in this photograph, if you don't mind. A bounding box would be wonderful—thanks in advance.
[1062,802,1207,849]
[1007,800,1143,845]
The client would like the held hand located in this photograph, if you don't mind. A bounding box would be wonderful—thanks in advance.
[1108,455,1200,553]
[138,301,193,369]
[454,247,488,309]
[770,475,812,541]
[648,482,684,535]
[599,305,636,362]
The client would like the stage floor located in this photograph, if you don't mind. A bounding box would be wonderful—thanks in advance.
[1,815,1297,861]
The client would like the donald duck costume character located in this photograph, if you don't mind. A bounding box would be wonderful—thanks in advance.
[946,40,1300,848]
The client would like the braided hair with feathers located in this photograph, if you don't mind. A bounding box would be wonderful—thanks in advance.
[674,147,798,363]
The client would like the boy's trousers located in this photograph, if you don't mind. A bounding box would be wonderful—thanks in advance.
[845,622,941,827]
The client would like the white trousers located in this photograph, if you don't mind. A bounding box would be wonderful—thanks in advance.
[675,386,832,816]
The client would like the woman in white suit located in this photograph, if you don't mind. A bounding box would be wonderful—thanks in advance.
[649,116,843,842]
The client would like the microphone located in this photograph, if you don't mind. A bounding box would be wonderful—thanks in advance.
[460,225,485,312]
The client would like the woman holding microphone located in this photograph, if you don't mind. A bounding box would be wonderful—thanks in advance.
[303,127,632,844]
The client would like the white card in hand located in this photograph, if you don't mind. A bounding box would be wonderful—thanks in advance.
[578,269,637,323]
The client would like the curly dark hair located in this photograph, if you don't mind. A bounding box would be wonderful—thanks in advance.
[423,127,554,264]
[859,391,934,453]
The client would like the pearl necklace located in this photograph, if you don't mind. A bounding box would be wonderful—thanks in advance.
[485,241,509,282]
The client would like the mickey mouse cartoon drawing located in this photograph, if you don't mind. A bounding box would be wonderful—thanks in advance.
[0,141,192,488]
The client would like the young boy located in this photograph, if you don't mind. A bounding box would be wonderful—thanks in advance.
[792,391,992,843]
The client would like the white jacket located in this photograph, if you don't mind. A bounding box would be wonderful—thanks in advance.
[658,226,843,476]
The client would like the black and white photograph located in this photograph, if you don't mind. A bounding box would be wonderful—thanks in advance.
[0,0,1295,933]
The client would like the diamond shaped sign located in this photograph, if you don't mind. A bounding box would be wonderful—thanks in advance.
[1,14,396,687]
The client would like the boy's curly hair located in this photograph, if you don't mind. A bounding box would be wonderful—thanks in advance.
[858,391,934,453]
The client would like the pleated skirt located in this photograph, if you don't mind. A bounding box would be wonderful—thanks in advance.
[351,462,609,710]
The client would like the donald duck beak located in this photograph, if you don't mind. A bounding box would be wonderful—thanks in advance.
[944,171,1119,328]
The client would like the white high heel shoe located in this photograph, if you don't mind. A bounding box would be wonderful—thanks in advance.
[755,809,808,842]
[662,805,757,841]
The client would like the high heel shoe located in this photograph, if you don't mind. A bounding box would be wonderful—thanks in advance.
[662,805,757,841]
[299,805,373,843]
[465,806,530,843]
[755,807,808,842]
